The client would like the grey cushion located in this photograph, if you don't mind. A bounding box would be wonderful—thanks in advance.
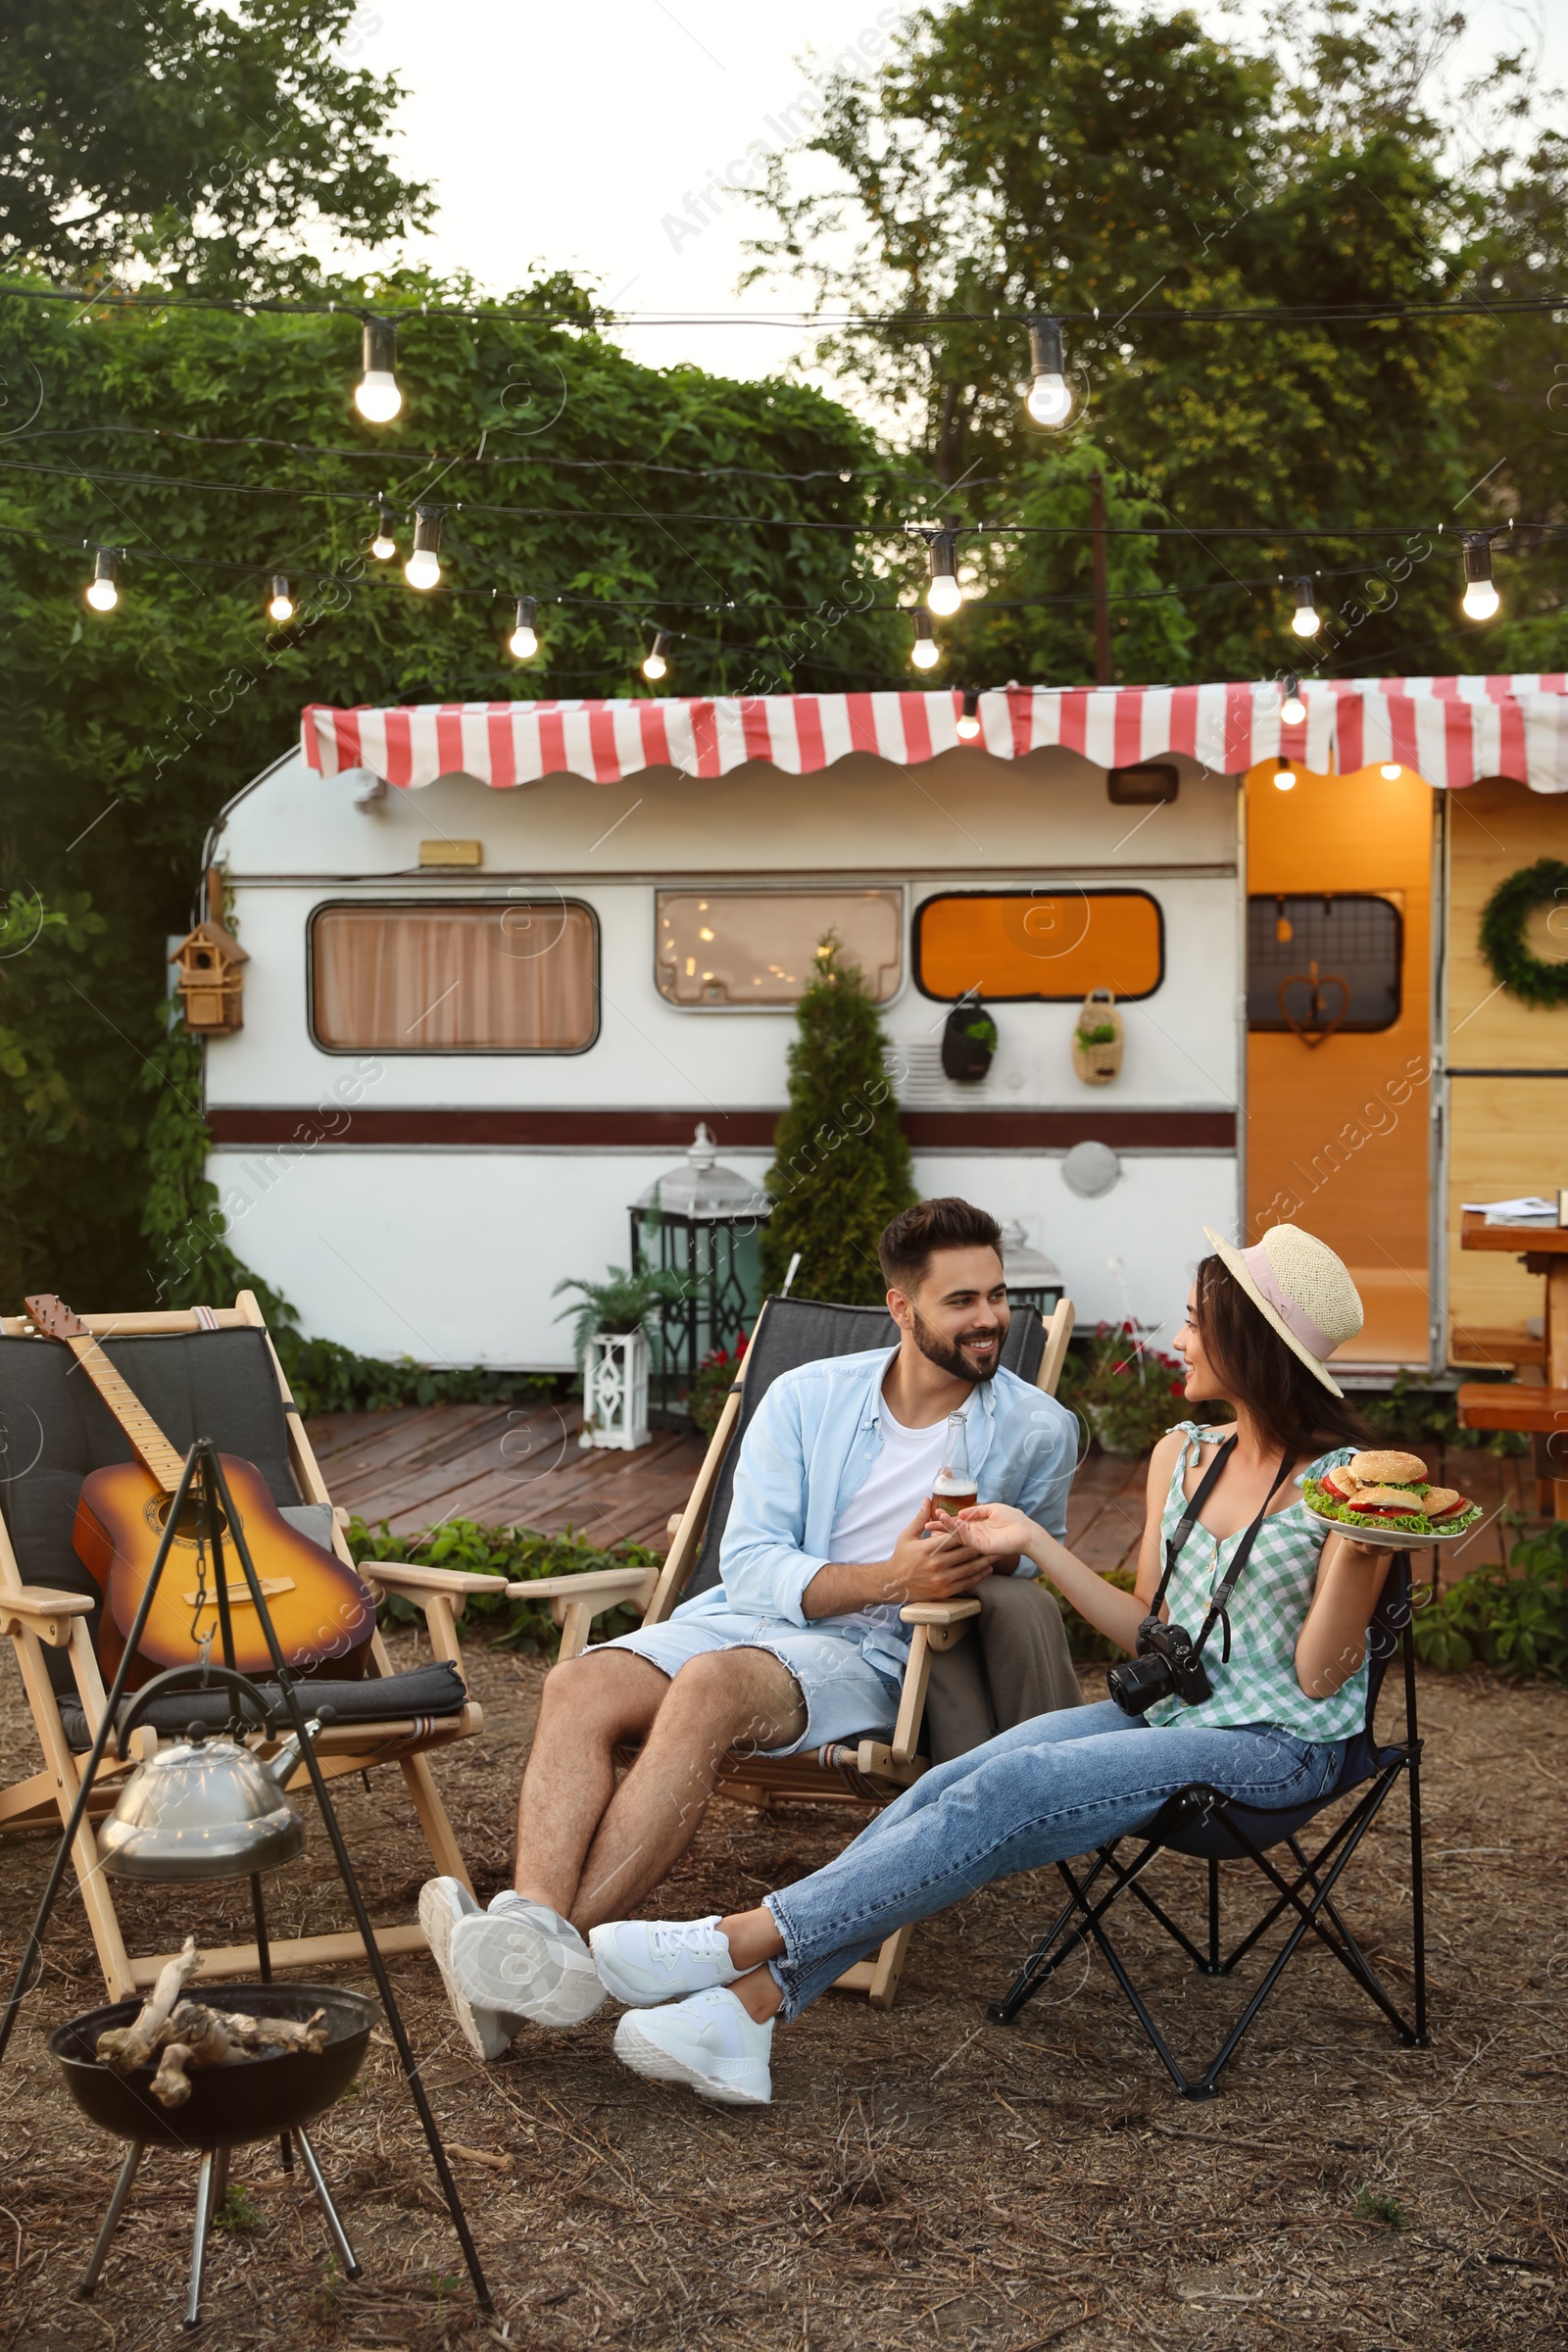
[0,1328,302,1692]
[57,1657,468,1753]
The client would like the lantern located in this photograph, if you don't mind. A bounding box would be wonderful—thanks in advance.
[630,1125,771,1420]
[1001,1221,1065,1318]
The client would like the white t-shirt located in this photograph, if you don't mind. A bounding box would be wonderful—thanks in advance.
[825,1402,956,1664]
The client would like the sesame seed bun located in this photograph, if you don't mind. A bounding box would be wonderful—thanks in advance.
[1348,1449,1428,1487]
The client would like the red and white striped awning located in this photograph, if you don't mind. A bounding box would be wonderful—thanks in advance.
[302,675,1568,795]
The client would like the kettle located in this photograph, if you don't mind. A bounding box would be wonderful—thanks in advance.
[99,1665,327,1884]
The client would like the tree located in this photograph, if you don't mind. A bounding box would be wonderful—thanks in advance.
[760,940,916,1308]
[0,0,432,289]
[749,0,1566,683]
[0,277,906,1308]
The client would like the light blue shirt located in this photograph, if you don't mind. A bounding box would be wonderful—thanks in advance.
[676,1348,1079,1682]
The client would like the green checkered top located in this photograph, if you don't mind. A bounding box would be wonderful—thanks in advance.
[1144,1424,1368,1741]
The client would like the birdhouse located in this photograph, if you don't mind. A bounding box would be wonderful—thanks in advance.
[171,868,248,1035]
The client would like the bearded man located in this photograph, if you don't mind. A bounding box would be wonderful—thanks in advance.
[420,1196,1081,2061]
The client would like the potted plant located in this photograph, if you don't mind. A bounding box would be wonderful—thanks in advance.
[940,991,999,1083]
[553,1264,689,1451]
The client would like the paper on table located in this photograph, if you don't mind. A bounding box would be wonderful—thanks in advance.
[1461,1196,1559,1225]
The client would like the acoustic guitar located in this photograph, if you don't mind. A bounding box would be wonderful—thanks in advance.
[24,1295,376,1688]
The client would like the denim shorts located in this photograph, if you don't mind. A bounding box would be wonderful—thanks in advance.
[598,1606,902,1759]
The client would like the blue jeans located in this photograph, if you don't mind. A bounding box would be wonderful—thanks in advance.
[764,1699,1348,2020]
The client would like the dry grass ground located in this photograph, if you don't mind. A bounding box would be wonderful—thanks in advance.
[0,1634,1562,2352]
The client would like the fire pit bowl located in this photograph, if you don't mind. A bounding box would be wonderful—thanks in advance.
[49,1983,376,2152]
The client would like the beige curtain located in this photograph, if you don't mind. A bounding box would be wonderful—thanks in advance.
[312,904,597,1050]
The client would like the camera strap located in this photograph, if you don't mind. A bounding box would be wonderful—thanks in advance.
[1151,1436,1298,1664]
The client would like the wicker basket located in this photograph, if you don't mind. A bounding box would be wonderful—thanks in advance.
[1071,988,1125,1086]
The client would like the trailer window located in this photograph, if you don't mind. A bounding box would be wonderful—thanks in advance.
[913,890,1164,1003]
[1246,894,1401,1033]
[310,901,598,1053]
[656,890,902,1006]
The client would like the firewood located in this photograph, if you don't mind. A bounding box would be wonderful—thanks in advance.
[96,1936,201,2072]
[150,2040,198,2108]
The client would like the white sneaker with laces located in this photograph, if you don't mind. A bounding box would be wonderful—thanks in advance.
[590,1915,740,2006]
[448,1890,607,2029]
[417,1877,523,2063]
[613,1985,773,2106]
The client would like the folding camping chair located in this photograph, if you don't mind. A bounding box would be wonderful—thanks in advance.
[522,1289,1077,2008]
[988,1557,1430,2096]
[0,1292,537,1998]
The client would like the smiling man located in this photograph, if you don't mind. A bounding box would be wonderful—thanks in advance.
[419,1197,1080,2063]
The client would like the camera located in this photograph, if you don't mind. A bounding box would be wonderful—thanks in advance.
[1106,1615,1213,1717]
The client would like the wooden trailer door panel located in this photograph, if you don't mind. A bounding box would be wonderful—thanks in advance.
[1244,762,1435,1367]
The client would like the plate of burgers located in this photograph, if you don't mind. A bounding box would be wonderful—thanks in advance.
[1299,1450,1485,1549]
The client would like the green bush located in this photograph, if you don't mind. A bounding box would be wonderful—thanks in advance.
[348,1517,660,1651]
[1057,1563,1139,1663]
[687,1344,746,1438]
[1358,1369,1529,1458]
[1055,1324,1193,1458]
[1413,1521,1568,1679]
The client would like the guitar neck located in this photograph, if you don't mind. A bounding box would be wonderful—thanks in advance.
[63,1336,188,1492]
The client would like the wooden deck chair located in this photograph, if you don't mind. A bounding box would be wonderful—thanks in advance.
[522,1291,1076,2009]
[0,1293,528,1998]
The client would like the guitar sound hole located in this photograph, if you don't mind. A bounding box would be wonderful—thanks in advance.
[151,1495,230,1543]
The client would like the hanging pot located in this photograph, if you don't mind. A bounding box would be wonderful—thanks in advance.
[941,996,998,1084]
[99,1665,326,1883]
[1071,988,1124,1087]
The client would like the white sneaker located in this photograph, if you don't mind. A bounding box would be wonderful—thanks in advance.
[590,1916,740,2007]
[613,1985,773,2106]
[418,1877,523,2063]
[449,1891,607,2029]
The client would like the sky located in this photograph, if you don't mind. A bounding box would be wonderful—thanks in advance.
[347,0,1568,391]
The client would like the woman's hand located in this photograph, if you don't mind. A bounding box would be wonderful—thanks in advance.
[955,1502,1040,1559]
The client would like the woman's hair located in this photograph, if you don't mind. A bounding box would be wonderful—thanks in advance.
[1190,1254,1374,1460]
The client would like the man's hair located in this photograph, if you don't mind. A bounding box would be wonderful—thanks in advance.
[878,1198,1003,1294]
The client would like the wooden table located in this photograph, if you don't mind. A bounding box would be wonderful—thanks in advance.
[1457,1211,1568,1515]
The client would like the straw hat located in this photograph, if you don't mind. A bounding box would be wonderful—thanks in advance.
[1200,1223,1364,1397]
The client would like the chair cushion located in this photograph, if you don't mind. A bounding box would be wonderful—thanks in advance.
[684,1295,1047,1599]
[1154,1730,1394,1860]
[0,1328,302,1692]
[57,1658,466,1751]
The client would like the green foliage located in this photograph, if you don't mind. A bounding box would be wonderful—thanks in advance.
[1352,2185,1405,2230]
[1059,1563,1138,1664]
[0,0,431,289]
[1056,1325,1191,1458]
[1358,1371,1528,1458]
[760,938,917,1306]
[688,1344,746,1438]
[1477,858,1568,1009]
[1075,1022,1118,1049]
[215,2185,267,2236]
[349,1516,659,1652]
[553,1263,692,1364]
[1412,1521,1568,1680]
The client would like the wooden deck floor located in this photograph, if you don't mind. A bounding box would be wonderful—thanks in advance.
[306,1399,1545,1578]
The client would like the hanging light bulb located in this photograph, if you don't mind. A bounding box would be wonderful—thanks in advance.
[370,505,398,562]
[956,686,982,738]
[355,318,402,423]
[404,508,442,591]
[1274,757,1297,792]
[909,611,941,670]
[642,629,673,683]
[1290,578,1321,639]
[267,573,295,622]
[509,595,539,660]
[1024,315,1073,427]
[1461,535,1499,621]
[926,532,962,618]
[1280,674,1306,726]
[84,548,118,612]
[1381,762,1403,780]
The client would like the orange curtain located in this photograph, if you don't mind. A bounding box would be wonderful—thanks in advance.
[312,904,597,1050]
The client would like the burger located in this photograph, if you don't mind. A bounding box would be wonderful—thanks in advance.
[1302,1450,1482,1538]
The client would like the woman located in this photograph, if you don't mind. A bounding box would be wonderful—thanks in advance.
[588,1224,1399,2106]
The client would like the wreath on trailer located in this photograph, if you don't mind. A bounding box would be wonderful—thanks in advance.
[1478,858,1568,1007]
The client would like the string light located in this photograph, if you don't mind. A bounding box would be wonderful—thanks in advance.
[355,318,402,423]
[909,611,940,670]
[370,504,398,561]
[1291,578,1321,638]
[267,572,295,622]
[1461,534,1499,620]
[1381,762,1403,779]
[1024,316,1073,428]
[1280,674,1306,726]
[926,532,962,618]
[509,595,539,660]
[1274,757,1297,792]
[642,629,673,682]
[405,508,442,591]
[956,687,982,739]
[84,548,118,612]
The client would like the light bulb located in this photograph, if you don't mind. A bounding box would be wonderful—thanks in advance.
[1291,577,1320,638]
[1280,675,1306,726]
[642,629,673,683]
[85,550,118,612]
[268,573,295,623]
[910,612,940,670]
[1274,759,1297,792]
[927,574,963,618]
[1461,534,1498,621]
[355,318,402,422]
[956,688,982,738]
[509,595,539,660]
[370,506,397,561]
[1381,762,1403,780]
[1024,316,1072,427]
[1462,577,1499,620]
[405,508,442,591]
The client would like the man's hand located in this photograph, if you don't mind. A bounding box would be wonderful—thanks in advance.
[801,1504,994,1620]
